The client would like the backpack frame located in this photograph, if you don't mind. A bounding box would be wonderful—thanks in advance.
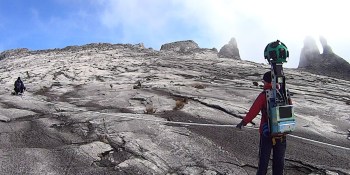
[265,63,296,136]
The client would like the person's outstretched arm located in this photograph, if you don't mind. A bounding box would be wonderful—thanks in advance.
[237,93,265,128]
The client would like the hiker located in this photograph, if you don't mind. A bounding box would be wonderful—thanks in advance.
[14,77,26,95]
[236,71,292,175]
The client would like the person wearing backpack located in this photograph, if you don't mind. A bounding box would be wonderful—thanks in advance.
[14,77,26,95]
[236,70,292,175]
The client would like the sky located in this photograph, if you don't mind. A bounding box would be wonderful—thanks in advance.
[0,0,349,68]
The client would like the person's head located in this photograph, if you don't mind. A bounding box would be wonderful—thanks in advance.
[17,77,21,80]
[262,71,272,84]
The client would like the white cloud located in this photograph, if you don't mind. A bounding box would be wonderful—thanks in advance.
[97,0,350,68]
[98,0,188,45]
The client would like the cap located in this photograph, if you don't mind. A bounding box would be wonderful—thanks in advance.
[263,71,272,83]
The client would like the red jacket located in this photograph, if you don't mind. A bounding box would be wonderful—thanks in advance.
[242,83,292,134]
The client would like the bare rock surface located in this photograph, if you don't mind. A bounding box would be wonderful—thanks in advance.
[0,42,349,174]
[320,36,333,54]
[218,37,241,59]
[299,36,321,68]
[160,40,199,53]
[298,36,350,81]
[0,114,10,122]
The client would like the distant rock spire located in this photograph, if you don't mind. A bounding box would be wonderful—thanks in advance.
[218,37,240,60]
[319,36,333,54]
[298,36,350,80]
[228,38,238,47]
[298,36,320,68]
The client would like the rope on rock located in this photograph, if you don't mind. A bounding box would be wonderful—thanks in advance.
[13,94,350,152]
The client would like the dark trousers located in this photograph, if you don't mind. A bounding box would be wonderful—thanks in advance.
[14,87,24,94]
[256,135,286,175]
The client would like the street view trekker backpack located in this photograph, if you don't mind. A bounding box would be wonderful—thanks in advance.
[264,40,296,136]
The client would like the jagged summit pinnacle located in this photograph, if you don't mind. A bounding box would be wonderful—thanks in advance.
[218,37,241,60]
[298,36,350,81]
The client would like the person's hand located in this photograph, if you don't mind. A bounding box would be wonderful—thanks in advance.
[236,121,244,129]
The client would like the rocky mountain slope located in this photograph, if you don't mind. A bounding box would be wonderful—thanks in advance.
[0,42,349,175]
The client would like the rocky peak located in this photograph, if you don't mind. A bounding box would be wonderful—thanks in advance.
[218,37,240,60]
[228,38,238,47]
[298,36,320,68]
[0,48,30,60]
[298,36,350,80]
[319,36,333,54]
[160,40,199,53]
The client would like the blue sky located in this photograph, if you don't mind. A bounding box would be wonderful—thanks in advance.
[1,0,349,68]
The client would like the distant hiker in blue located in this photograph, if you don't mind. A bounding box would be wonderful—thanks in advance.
[14,77,26,95]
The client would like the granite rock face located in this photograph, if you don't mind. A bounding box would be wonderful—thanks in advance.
[218,37,241,59]
[299,36,320,68]
[298,36,350,80]
[160,40,199,53]
[0,48,30,60]
[320,36,333,54]
[0,41,349,175]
